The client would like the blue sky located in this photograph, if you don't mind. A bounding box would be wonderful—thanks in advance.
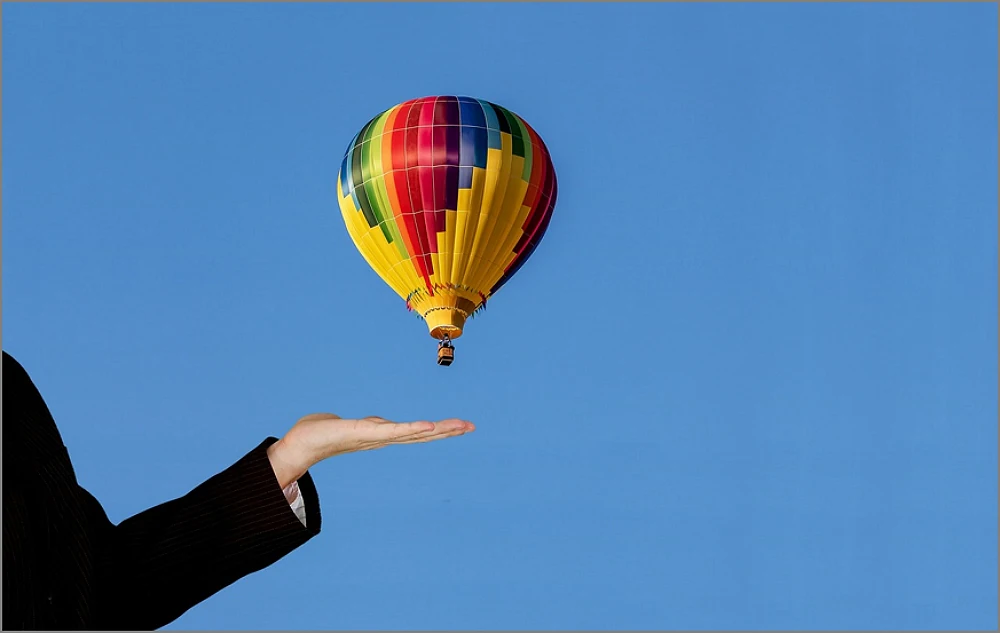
[2,2,996,630]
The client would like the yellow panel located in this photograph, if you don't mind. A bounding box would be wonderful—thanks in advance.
[454,169,485,286]
[342,197,410,298]
[478,194,532,293]
[450,208,469,287]
[343,188,424,298]
[373,225,415,297]
[439,213,455,284]
[492,202,533,268]
[429,252,442,288]
[340,210,382,280]
[386,257,424,297]
[359,229,408,298]
[470,155,528,293]
[464,142,511,293]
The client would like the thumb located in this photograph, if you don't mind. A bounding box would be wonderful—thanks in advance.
[298,413,342,423]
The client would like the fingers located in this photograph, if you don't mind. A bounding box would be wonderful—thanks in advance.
[370,418,473,443]
[392,426,472,445]
[387,420,474,445]
[385,420,436,437]
[363,416,428,434]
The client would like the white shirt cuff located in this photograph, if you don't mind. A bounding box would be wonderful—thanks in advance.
[282,481,308,527]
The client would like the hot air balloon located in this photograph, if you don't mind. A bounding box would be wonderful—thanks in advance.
[336,96,558,366]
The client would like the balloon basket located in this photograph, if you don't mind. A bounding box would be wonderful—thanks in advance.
[437,344,455,366]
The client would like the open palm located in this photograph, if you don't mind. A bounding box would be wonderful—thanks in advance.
[267,413,474,487]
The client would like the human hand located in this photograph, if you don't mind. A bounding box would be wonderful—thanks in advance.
[267,413,475,488]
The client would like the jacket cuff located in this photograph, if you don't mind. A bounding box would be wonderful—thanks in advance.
[256,437,322,537]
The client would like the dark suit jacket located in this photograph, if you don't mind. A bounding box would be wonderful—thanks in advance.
[2,351,322,630]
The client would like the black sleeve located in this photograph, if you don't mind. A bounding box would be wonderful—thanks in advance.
[88,438,322,630]
[2,351,322,630]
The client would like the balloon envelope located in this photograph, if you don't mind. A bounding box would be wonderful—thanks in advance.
[337,96,557,340]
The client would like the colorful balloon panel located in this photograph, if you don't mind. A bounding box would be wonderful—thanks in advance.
[337,96,557,340]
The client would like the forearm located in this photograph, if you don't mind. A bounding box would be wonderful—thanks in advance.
[94,438,321,630]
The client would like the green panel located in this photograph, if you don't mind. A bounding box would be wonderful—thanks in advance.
[496,106,525,158]
[512,115,533,182]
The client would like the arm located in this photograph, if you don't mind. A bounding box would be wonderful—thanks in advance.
[79,415,473,631]
[2,351,471,630]
[88,438,321,631]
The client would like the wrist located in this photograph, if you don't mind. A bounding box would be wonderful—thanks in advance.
[267,438,310,489]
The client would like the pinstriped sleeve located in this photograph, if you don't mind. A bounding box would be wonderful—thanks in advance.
[90,437,322,630]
